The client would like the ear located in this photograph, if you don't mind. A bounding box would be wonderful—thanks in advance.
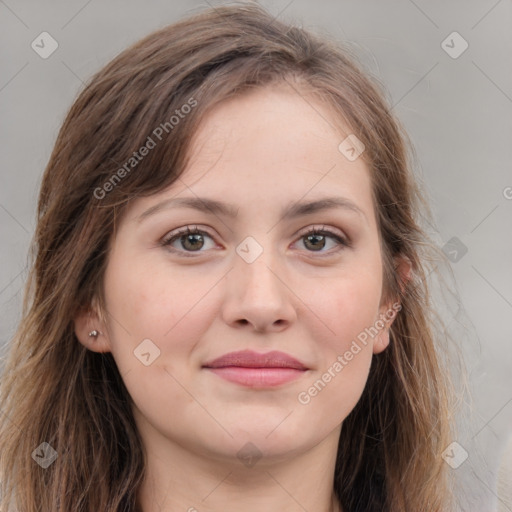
[373,255,413,355]
[395,254,413,295]
[74,297,112,353]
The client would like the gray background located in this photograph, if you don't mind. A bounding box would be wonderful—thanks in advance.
[1,1,511,510]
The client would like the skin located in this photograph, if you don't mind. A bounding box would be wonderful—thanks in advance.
[75,82,410,512]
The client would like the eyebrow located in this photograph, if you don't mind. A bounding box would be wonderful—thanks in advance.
[136,196,367,223]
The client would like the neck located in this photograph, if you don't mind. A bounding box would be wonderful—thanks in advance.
[136,426,344,512]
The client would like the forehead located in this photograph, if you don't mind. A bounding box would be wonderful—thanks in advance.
[128,84,377,231]
[187,84,352,169]
[183,87,372,201]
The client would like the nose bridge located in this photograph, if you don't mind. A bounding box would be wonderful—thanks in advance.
[221,235,296,331]
[234,235,284,300]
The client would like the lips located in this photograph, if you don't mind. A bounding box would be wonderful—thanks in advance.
[202,350,308,370]
[202,350,309,388]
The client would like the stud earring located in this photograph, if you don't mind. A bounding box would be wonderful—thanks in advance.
[88,330,101,337]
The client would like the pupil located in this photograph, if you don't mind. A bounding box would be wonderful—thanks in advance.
[184,234,203,250]
[306,234,324,251]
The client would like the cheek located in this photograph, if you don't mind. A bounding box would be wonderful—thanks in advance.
[100,266,202,418]
[298,349,372,433]
[296,273,381,418]
[296,308,376,429]
[318,270,383,349]
[103,256,219,372]
[104,254,194,331]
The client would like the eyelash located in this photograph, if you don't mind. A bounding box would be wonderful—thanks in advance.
[160,225,350,257]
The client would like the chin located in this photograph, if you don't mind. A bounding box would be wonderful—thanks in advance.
[227,423,314,454]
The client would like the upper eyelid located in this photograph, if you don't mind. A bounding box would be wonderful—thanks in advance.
[296,224,346,239]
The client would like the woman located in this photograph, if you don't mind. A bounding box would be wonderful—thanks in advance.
[0,3,459,511]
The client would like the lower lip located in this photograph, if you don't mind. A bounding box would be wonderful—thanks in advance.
[204,367,307,387]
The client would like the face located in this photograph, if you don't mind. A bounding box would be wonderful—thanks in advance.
[77,84,400,466]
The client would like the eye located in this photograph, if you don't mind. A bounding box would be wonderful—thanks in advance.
[161,226,216,255]
[293,225,350,254]
[161,224,350,257]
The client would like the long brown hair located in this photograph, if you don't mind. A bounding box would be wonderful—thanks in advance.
[0,2,460,510]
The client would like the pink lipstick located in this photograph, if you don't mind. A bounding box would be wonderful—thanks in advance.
[202,349,309,388]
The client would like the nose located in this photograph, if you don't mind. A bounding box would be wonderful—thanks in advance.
[220,251,297,333]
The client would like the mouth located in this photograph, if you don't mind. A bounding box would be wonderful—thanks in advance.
[202,350,309,388]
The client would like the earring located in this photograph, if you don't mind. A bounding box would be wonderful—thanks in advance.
[88,330,101,337]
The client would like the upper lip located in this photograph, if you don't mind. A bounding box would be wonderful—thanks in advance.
[203,350,309,370]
